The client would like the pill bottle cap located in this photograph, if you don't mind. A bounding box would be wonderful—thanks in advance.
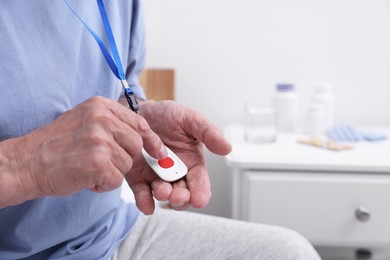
[313,82,332,94]
[276,83,295,92]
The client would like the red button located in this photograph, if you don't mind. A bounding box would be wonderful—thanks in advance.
[158,157,175,169]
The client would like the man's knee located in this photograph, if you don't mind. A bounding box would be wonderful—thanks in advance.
[237,221,320,260]
[271,227,321,260]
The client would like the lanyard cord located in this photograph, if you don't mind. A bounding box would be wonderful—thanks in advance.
[64,0,139,112]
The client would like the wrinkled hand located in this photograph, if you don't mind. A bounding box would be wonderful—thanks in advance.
[125,100,232,215]
[2,96,166,207]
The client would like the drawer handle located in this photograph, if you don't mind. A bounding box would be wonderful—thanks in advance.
[355,207,370,222]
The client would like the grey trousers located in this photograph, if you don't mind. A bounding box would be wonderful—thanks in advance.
[111,208,321,260]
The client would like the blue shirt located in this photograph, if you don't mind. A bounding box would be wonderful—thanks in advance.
[0,0,145,259]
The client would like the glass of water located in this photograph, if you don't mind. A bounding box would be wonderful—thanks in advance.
[244,104,276,143]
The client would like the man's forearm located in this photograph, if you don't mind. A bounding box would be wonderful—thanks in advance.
[0,136,39,208]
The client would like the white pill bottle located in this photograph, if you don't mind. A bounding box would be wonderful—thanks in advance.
[274,83,298,132]
[304,104,326,136]
[310,82,334,129]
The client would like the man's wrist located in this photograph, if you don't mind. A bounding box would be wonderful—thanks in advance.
[0,136,41,208]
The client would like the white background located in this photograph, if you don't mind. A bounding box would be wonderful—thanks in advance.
[142,0,390,217]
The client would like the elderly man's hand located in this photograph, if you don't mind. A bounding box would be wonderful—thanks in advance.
[0,96,166,208]
[125,100,232,215]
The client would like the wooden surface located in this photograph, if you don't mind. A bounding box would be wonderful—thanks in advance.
[140,69,175,100]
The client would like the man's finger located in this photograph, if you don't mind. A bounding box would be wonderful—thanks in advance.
[101,97,167,159]
[182,110,232,156]
[128,180,155,215]
[185,163,212,209]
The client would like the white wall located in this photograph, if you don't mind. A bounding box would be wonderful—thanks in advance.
[143,0,390,217]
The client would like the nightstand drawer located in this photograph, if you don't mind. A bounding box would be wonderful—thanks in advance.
[242,171,390,246]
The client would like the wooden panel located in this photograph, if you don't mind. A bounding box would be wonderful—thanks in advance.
[140,69,175,101]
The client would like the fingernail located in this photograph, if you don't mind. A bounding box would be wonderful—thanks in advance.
[158,145,168,159]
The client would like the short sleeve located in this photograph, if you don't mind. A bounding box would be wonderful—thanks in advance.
[125,0,146,100]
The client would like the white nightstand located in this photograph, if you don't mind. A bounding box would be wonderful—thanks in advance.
[224,124,390,259]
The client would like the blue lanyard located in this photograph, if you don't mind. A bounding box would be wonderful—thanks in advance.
[64,0,139,112]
